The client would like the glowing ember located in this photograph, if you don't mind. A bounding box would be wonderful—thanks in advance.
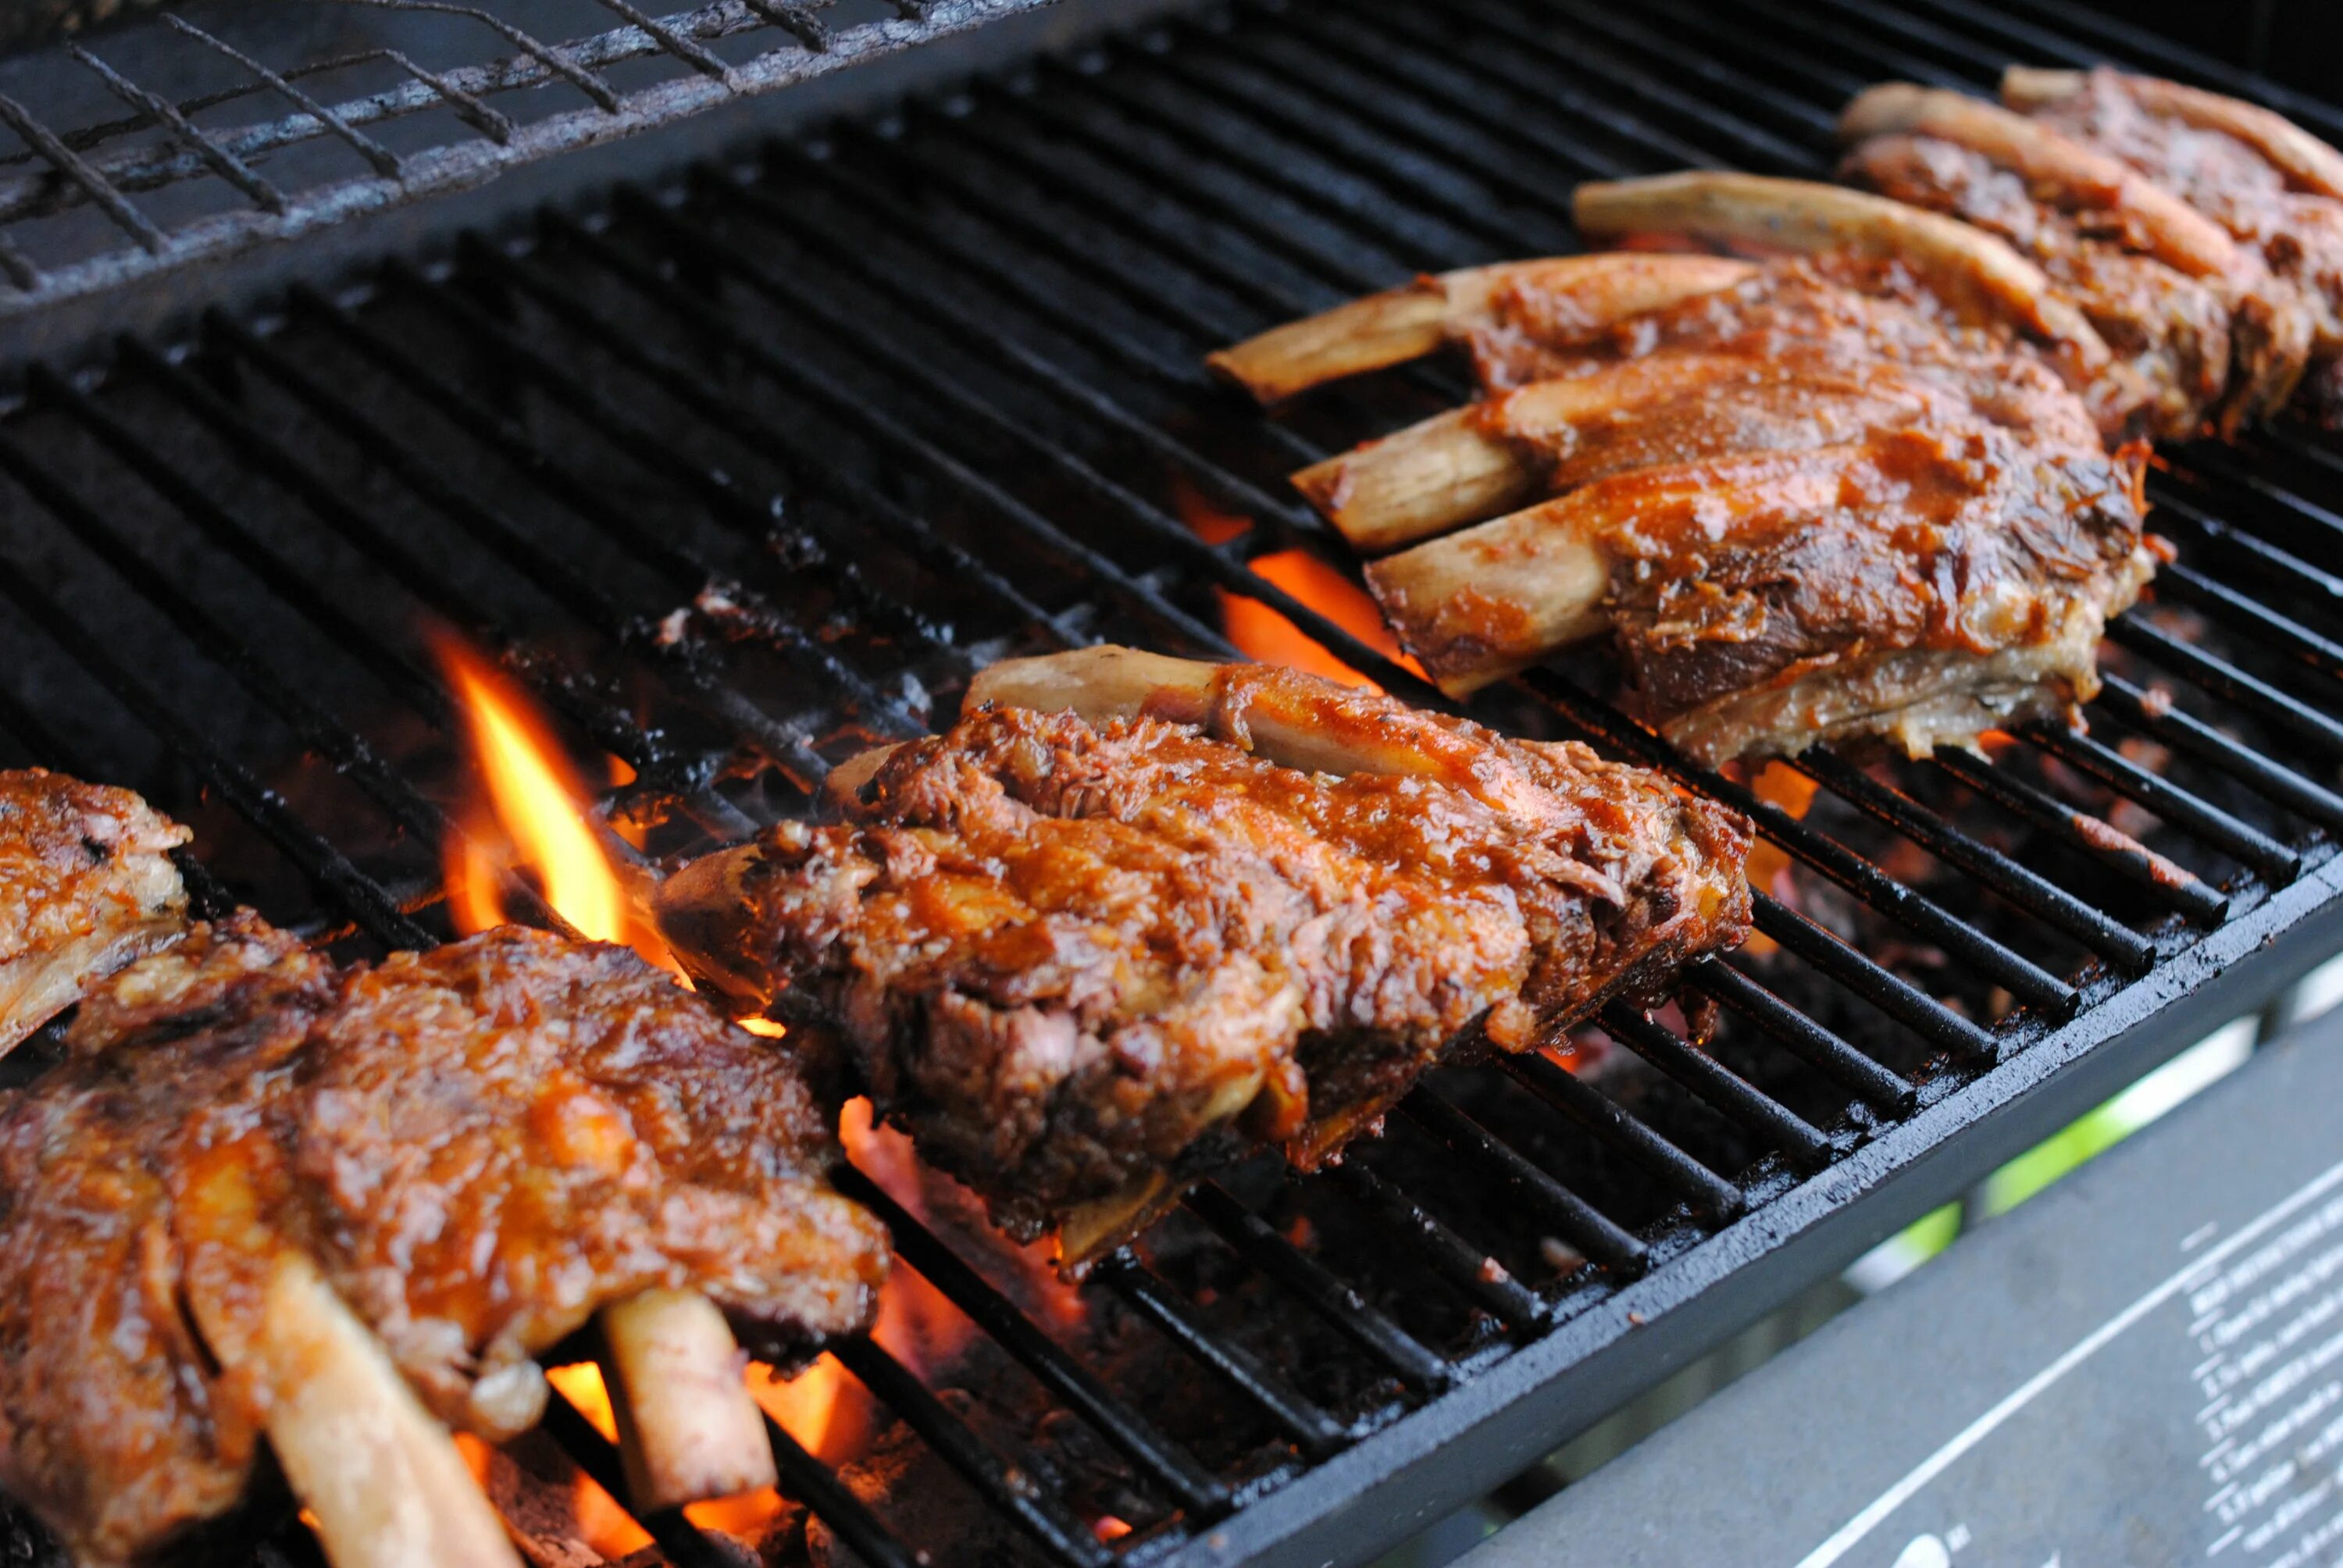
[751,1353,867,1466]
[1175,483,1425,690]
[684,1487,790,1537]
[547,1363,619,1444]
[435,636,677,975]
[1095,1513,1134,1542]
[1740,761,1817,930]
[738,1017,788,1039]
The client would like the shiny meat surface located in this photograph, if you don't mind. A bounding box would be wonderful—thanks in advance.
[654,668,1751,1255]
[0,917,886,1565]
[1605,428,2155,761]
[1840,133,2232,435]
[1841,131,2309,435]
[1467,262,2108,454]
[2020,68,2343,419]
[0,770,188,1057]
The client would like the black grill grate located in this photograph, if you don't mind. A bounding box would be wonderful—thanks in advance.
[4,2,2343,1566]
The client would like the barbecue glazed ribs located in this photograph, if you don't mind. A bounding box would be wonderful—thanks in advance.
[0,914,887,1565]
[1838,84,2309,437]
[2006,66,2343,421]
[1366,427,2156,762]
[654,649,1752,1266]
[0,769,189,1057]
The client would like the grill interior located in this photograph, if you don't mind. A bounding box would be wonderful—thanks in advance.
[5,1,2343,1566]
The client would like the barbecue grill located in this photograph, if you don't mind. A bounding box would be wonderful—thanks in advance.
[2,2,2341,1565]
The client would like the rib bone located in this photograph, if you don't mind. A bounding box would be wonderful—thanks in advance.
[1571,172,2113,380]
[600,1289,778,1515]
[1205,254,1754,401]
[1841,83,2241,278]
[2002,66,2343,198]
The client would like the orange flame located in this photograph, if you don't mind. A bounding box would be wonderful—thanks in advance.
[1740,761,1817,958]
[434,636,675,972]
[544,1364,655,1559]
[1175,483,1425,691]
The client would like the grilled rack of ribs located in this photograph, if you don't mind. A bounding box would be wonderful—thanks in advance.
[0,911,887,1566]
[1838,83,2309,437]
[2005,65,2343,423]
[654,648,1752,1270]
[0,768,189,1057]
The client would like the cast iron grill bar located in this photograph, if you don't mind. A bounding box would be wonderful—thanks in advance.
[760,1414,920,1568]
[1424,0,1820,172]
[540,1388,741,1568]
[0,553,430,950]
[1685,959,1917,1111]
[1701,0,1942,91]
[830,1338,1118,1568]
[281,273,949,720]
[2143,488,2343,624]
[1089,1253,1352,1458]
[2109,615,2343,761]
[1524,671,2074,1017]
[1323,1160,1551,1329]
[703,169,1328,538]
[1533,0,1846,148]
[1051,51,1506,265]
[2092,674,2343,836]
[833,1167,1234,1519]
[756,139,1324,470]
[1183,1181,1457,1392]
[1399,1090,1649,1274]
[1597,1004,1834,1170]
[2155,561,2343,679]
[1747,893,1999,1060]
[1265,5,1658,185]
[1789,748,2158,974]
[2018,720,2305,883]
[201,307,876,780]
[1360,0,1721,172]
[1499,1046,1746,1218]
[456,236,1070,643]
[113,333,726,794]
[360,264,949,658]
[1161,20,1582,237]
[24,360,452,725]
[1927,748,2228,923]
[616,191,1445,701]
[0,419,447,847]
[537,207,1236,657]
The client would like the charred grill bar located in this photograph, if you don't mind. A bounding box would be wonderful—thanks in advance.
[1,2,2341,1566]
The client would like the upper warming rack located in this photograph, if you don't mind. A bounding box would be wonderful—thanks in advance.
[0,0,1049,323]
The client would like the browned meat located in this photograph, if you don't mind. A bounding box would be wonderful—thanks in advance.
[0,916,886,1566]
[1364,426,2156,761]
[0,769,188,1057]
[1467,260,2106,455]
[1839,134,2238,437]
[2010,66,2343,422]
[654,655,1751,1266]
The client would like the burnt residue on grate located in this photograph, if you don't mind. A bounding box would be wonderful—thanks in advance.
[2,2,2343,1566]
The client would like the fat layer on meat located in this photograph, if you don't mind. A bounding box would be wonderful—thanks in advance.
[654,665,1752,1259]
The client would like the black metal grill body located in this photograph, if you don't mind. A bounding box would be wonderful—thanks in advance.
[1,2,2341,1566]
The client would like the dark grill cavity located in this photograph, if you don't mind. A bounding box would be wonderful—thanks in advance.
[4,2,2343,1566]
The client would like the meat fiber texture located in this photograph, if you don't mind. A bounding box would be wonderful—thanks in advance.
[655,666,1752,1252]
[0,915,886,1564]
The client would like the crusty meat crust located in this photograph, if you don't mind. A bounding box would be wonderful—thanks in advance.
[0,916,886,1565]
[1467,260,2107,455]
[0,769,188,1057]
[2017,67,2343,422]
[654,668,1751,1254]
